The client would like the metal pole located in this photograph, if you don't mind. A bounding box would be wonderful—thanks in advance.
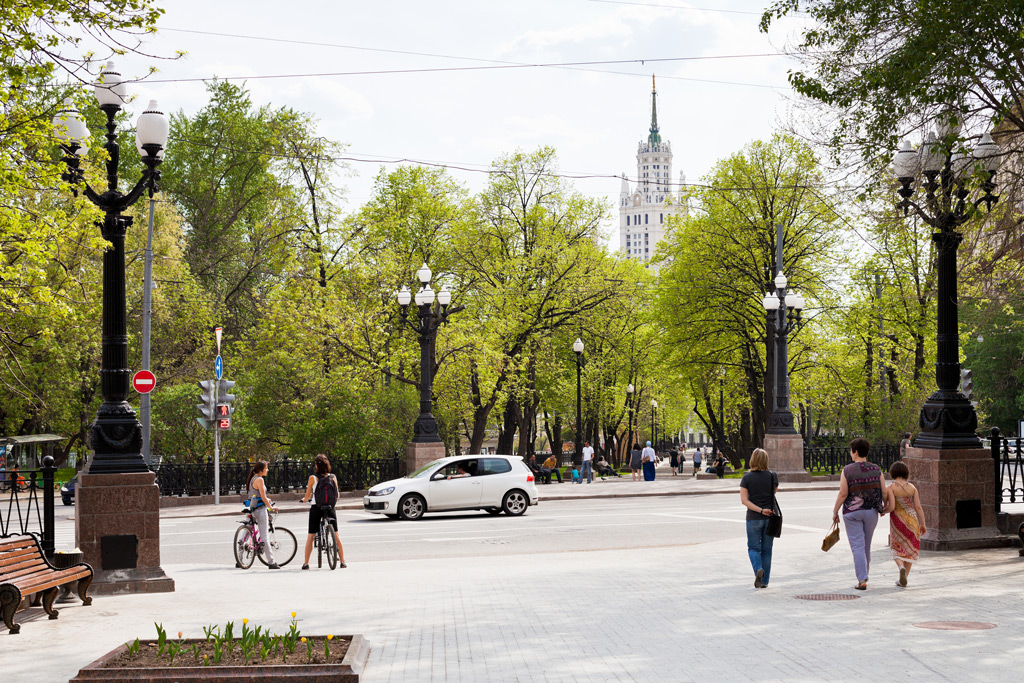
[575,354,582,466]
[214,379,220,505]
[140,197,155,466]
[42,456,56,558]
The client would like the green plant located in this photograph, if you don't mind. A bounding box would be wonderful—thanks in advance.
[155,623,167,656]
[212,638,223,664]
[190,642,202,661]
[166,640,182,665]
[304,637,312,662]
[126,638,141,660]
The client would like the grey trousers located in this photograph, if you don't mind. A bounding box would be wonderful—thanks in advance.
[253,506,276,565]
[843,509,879,583]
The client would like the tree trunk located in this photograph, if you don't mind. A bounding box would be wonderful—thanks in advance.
[497,397,518,455]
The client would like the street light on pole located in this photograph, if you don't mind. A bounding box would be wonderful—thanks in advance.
[53,61,169,473]
[893,124,1000,449]
[396,264,453,444]
[762,272,804,435]
[573,338,584,466]
[650,399,658,453]
[626,383,635,462]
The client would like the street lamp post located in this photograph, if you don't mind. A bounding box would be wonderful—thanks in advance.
[762,273,805,435]
[893,126,1000,449]
[53,62,169,474]
[573,339,584,466]
[625,383,635,464]
[650,399,658,453]
[396,263,453,444]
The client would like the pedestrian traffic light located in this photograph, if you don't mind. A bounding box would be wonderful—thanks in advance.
[197,380,217,430]
[216,379,236,431]
[960,368,975,405]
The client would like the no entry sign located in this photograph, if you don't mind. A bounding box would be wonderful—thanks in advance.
[132,370,156,394]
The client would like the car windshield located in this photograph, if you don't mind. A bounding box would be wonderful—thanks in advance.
[409,459,447,479]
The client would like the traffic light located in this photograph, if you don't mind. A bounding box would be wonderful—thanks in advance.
[216,379,236,431]
[960,368,976,406]
[197,380,217,430]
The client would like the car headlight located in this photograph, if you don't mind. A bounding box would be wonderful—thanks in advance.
[61,487,69,494]
[371,487,395,496]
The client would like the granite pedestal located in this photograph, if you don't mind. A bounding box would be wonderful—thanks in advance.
[75,470,174,594]
[405,441,446,475]
[764,433,811,482]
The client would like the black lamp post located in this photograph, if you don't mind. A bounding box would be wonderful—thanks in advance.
[53,61,168,474]
[650,399,658,452]
[396,263,453,443]
[625,383,634,464]
[893,124,1000,450]
[573,339,584,466]
[762,273,804,435]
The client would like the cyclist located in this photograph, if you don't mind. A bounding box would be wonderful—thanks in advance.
[300,453,346,570]
[245,460,280,569]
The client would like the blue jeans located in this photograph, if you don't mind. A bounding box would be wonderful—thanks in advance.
[843,509,879,583]
[581,461,593,483]
[746,518,774,585]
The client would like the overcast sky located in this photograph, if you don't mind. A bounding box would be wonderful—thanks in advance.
[109,0,808,241]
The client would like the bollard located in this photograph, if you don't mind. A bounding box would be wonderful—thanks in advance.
[41,455,56,559]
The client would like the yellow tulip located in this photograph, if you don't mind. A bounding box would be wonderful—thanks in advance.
[243,618,249,625]
[291,611,296,618]
[327,634,334,641]
[301,637,306,643]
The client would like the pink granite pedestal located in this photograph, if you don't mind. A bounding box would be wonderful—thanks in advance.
[903,445,1003,551]
[75,471,174,594]
[764,433,811,482]
[405,441,446,475]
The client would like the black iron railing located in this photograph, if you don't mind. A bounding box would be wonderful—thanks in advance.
[154,454,405,498]
[0,459,55,557]
[803,444,900,476]
[990,428,1023,513]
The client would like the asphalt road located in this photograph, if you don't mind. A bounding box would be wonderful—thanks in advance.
[51,490,840,567]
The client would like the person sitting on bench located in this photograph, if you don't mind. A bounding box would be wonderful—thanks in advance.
[542,454,563,483]
[595,456,621,478]
[526,455,548,483]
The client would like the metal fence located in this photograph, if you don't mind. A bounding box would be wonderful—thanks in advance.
[0,460,56,557]
[154,454,406,498]
[803,444,900,476]
[990,428,1023,513]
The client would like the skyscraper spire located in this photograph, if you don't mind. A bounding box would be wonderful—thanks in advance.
[648,74,661,145]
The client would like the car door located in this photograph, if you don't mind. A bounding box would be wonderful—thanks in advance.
[476,458,514,505]
[427,459,482,509]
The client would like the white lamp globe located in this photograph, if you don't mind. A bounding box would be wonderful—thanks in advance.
[397,286,412,306]
[785,291,800,309]
[892,140,919,179]
[136,100,169,157]
[52,99,90,145]
[974,132,1001,173]
[774,271,788,291]
[793,293,806,310]
[651,399,658,408]
[437,284,452,306]
[763,293,781,310]
[573,338,584,354]
[94,61,127,108]
[626,383,634,394]
[920,132,945,173]
[415,285,435,306]
[416,262,432,285]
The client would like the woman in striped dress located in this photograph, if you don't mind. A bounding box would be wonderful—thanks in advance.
[884,461,926,587]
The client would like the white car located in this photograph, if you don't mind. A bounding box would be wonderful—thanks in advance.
[363,455,540,520]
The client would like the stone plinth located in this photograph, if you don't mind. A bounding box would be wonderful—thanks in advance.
[903,445,1002,551]
[405,441,446,475]
[75,470,174,594]
[764,433,810,482]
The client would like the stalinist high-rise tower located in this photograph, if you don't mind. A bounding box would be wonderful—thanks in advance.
[618,77,687,267]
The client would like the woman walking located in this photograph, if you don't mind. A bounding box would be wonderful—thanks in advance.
[629,443,643,482]
[300,454,347,570]
[740,448,777,588]
[245,461,280,569]
[884,461,925,587]
[831,438,885,590]
[692,448,702,477]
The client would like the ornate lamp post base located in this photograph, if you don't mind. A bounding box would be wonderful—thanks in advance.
[764,432,810,482]
[87,403,150,474]
[914,392,982,450]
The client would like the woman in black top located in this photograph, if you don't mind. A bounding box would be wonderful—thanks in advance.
[740,448,778,588]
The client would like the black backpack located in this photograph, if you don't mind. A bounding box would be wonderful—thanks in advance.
[314,474,338,508]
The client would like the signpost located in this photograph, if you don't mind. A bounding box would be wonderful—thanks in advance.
[215,355,223,381]
[132,370,156,394]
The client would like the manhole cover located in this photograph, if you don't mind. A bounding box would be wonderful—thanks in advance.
[794,593,861,601]
[913,621,996,631]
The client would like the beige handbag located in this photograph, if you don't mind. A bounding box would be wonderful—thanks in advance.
[821,520,841,552]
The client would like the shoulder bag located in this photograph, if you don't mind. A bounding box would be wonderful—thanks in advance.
[765,472,782,537]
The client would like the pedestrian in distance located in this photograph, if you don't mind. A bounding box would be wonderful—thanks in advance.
[245,460,280,569]
[595,454,621,478]
[883,461,925,587]
[641,441,656,481]
[300,453,347,570]
[677,449,686,475]
[630,443,643,481]
[527,455,548,484]
[692,447,702,477]
[542,453,563,483]
[581,441,595,484]
[899,432,912,459]
[740,448,778,588]
[713,451,727,479]
[831,438,886,590]
[669,449,679,476]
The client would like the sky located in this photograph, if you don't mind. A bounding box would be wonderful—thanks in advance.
[105,0,810,243]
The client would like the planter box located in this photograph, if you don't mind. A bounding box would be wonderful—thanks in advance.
[70,635,369,682]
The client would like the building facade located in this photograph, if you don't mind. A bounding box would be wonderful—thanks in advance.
[619,77,686,266]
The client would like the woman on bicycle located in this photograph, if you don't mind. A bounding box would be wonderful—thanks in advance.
[300,453,347,570]
[246,460,280,569]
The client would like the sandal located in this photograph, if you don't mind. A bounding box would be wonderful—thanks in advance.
[899,567,907,587]
[854,582,867,590]
[301,564,309,570]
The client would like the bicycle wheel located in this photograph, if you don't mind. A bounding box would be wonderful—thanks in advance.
[233,525,256,569]
[325,527,338,570]
[316,525,324,569]
[257,526,297,567]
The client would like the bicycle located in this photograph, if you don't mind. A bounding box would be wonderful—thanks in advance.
[313,505,339,569]
[233,507,297,569]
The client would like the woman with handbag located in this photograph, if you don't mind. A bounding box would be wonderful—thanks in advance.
[831,438,886,590]
[740,448,778,589]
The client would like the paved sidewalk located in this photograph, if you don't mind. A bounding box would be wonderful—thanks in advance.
[158,463,839,519]
[6,496,1022,682]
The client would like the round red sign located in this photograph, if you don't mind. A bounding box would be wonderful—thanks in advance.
[132,370,156,394]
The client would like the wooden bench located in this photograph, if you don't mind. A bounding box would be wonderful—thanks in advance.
[0,535,93,634]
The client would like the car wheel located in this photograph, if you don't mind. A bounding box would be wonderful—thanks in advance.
[62,497,72,506]
[398,494,426,520]
[486,508,502,515]
[502,490,528,516]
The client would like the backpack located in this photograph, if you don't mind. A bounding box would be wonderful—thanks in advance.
[314,473,338,508]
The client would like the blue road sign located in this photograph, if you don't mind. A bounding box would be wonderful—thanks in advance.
[215,355,223,380]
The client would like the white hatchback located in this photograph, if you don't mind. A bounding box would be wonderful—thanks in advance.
[363,455,540,520]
